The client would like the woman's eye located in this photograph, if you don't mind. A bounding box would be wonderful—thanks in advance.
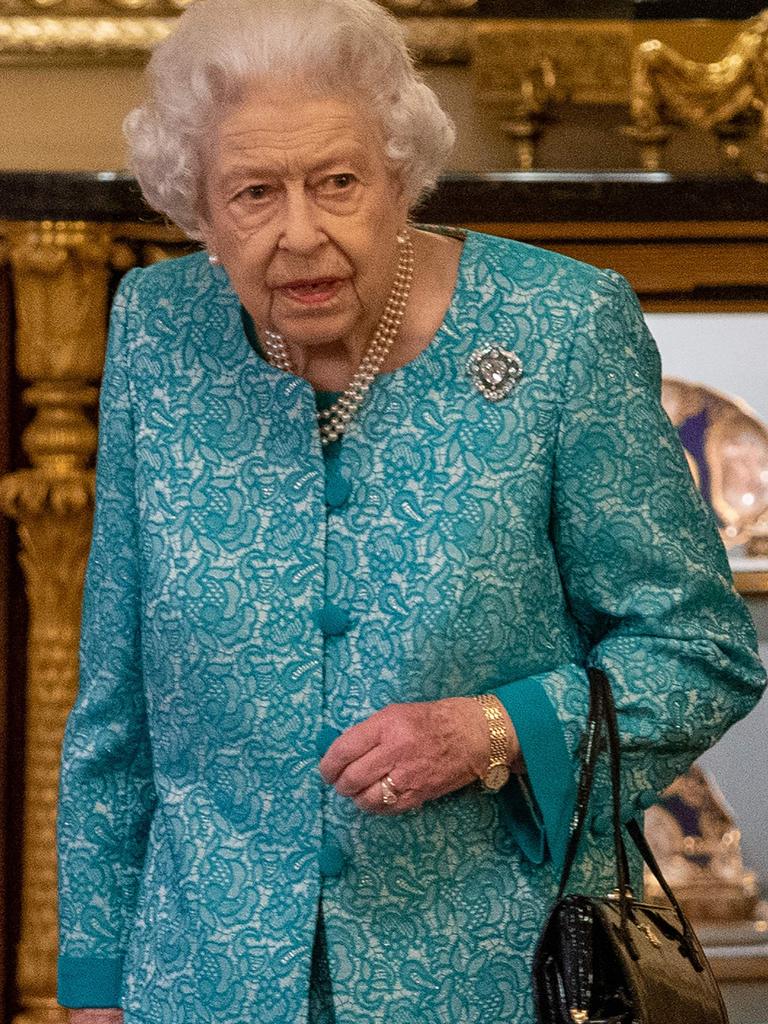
[319,174,357,194]
[240,184,270,201]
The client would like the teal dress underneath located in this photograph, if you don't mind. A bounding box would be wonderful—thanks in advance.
[241,308,339,1024]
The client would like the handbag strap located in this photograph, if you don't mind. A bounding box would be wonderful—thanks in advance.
[558,665,705,968]
[625,817,704,970]
[556,668,604,898]
[599,669,705,967]
[556,667,634,950]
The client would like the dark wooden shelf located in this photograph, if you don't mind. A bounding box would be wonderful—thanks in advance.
[1,170,767,225]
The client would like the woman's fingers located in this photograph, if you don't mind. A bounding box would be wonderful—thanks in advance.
[321,698,495,813]
[332,745,391,797]
[318,715,381,784]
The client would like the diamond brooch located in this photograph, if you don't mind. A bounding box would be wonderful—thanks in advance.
[466,345,523,401]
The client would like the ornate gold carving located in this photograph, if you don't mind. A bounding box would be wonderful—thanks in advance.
[0,220,113,1023]
[0,11,473,64]
[8,221,114,386]
[0,15,174,62]
[0,464,96,1007]
[497,58,564,171]
[473,20,631,108]
[0,218,196,1020]
[625,10,768,172]
[473,20,631,169]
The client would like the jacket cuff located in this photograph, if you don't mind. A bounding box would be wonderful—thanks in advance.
[57,954,124,1008]
[498,767,546,864]
[491,674,578,872]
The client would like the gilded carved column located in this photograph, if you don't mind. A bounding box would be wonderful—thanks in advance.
[0,221,114,1024]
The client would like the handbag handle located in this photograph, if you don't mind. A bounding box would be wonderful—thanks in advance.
[556,666,703,967]
[556,667,634,953]
[624,817,704,970]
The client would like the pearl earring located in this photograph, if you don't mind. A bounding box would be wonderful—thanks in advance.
[208,252,220,265]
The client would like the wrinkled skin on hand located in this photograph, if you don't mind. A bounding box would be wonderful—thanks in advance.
[319,696,521,814]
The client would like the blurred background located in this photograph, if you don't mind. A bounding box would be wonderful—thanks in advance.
[1,1,767,1022]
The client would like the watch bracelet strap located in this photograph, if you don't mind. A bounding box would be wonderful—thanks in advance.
[473,693,510,776]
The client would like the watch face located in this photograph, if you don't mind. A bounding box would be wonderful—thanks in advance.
[483,763,510,791]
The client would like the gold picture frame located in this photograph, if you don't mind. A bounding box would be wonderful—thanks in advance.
[0,0,476,66]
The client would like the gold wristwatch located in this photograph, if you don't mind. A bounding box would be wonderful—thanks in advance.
[473,693,511,791]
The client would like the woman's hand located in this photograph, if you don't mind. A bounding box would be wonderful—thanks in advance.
[319,697,522,814]
[67,1012,123,1023]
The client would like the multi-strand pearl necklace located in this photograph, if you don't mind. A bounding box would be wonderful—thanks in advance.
[262,229,415,445]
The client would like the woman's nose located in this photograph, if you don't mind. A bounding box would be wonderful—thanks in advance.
[277,188,325,255]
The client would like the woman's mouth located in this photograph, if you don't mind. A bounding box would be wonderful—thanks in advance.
[277,278,345,306]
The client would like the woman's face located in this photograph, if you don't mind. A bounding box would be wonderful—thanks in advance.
[199,83,409,356]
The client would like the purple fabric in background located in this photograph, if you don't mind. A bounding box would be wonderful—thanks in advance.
[677,408,716,519]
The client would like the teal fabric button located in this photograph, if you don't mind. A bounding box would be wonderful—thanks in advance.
[325,471,351,509]
[316,725,341,757]
[318,842,346,878]
[313,603,353,637]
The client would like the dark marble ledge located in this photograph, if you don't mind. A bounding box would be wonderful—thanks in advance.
[0,169,767,225]
[477,0,763,17]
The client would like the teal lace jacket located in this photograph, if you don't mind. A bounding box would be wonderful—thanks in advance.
[56,228,766,1024]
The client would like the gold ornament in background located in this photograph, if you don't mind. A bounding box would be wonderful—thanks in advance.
[0,15,173,61]
[645,766,763,928]
[0,12,472,65]
[0,220,113,1024]
[472,15,766,172]
[473,19,629,171]
[497,58,564,172]
[0,217,192,1024]
[473,20,630,106]
[624,9,768,172]
[661,377,768,551]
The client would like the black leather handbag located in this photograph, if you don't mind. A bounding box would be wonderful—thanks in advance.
[531,666,729,1024]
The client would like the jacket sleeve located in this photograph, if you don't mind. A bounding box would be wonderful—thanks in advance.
[490,268,767,872]
[56,269,157,1008]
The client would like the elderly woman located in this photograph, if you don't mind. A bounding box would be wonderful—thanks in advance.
[56,1,765,1022]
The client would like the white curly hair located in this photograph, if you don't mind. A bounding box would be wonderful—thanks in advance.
[123,0,456,240]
